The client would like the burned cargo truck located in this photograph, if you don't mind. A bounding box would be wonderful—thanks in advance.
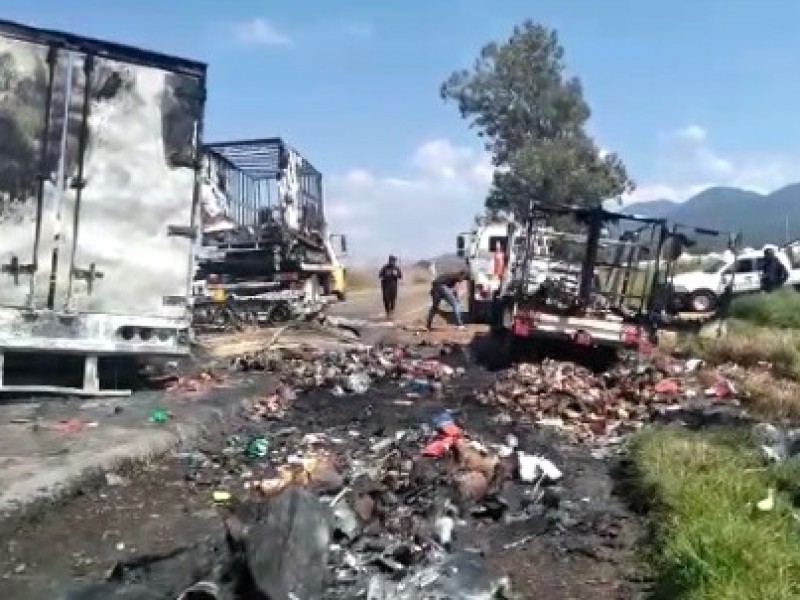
[0,19,205,394]
[193,138,347,329]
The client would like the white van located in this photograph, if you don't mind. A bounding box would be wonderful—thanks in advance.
[670,243,800,312]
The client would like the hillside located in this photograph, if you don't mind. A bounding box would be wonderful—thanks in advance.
[623,184,800,247]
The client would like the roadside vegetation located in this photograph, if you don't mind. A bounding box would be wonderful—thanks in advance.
[675,290,800,418]
[730,288,800,329]
[627,428,800,599]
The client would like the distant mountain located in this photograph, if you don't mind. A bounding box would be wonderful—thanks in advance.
[622,184,800,247]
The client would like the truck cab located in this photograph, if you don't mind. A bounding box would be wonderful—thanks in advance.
[457,221,514,323]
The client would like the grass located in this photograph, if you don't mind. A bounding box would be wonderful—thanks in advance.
[730,289,800,329]
[627,427,800,599]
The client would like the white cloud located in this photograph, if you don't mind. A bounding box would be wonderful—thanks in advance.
[626,125,797,204]
[326,140,492,263]
[234,18,290,46]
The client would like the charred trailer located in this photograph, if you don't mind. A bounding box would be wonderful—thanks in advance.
[193,138,347,330]
[490,202,671,366]
[0,19,206,394]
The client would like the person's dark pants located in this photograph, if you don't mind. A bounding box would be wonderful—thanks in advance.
[426,284,463,328]
[382,283,397,317]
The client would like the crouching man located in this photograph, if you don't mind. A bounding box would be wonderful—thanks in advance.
[426,270,468,331]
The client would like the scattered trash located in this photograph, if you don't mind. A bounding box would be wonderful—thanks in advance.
[245,435,269,459]
[756,488,776,512]
[53,419,98,434]
[211,490,232,503]
[517,452,562,483]
[149,409,170,424]
[477,356,740,445]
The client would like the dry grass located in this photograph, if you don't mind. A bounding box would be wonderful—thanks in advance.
[677,320,800,419]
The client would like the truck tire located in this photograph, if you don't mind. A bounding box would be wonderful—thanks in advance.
[688,289,718,313]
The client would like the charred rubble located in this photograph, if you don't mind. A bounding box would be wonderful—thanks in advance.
[64,340,746,599]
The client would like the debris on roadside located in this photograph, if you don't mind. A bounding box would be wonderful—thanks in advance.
[475,355,742,445]
[235,344,464,422]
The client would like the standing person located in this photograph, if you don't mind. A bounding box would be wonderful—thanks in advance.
[378,255,402,320]
[492,239,505,281]
[761,247,789,293]
[426,269,468,331]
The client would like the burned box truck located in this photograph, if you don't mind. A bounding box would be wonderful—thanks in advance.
[0,20,205,394]
[192,138,348,330]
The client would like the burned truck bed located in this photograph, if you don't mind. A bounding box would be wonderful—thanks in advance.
[491,202,738,357]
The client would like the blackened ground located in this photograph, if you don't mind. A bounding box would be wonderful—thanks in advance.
[0,352,649,599]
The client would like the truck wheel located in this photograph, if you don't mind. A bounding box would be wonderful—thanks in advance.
[689,290,717,313]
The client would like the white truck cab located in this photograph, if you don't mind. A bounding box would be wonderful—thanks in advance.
[457,221,511,323]
[671,244,800,312]
[457,220,551,323]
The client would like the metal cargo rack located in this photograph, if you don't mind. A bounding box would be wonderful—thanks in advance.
[650,222,742,333]
[506,201,671,326]
[202,138,324,241]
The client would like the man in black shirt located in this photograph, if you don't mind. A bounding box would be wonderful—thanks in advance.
[426,269,468,330]
[761,247,789,293]
[378,255,402,320]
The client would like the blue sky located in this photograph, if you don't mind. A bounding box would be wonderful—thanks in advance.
[4,0,800,260]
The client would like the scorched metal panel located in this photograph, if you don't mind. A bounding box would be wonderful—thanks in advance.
[0,19,206,318]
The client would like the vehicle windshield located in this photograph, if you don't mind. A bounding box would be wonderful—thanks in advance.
[701,258,727,274]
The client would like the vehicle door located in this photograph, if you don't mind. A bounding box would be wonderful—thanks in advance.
[0,32,71,309]
[51,54,203,318]
[721,258,760,293]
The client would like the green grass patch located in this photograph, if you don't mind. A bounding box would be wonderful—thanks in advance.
[730,289,800,329]
[628,427,800,599]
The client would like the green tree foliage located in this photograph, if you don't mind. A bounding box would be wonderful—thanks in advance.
[441,20,634,215]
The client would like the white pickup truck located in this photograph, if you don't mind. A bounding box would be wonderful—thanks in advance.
[670,244,800,312]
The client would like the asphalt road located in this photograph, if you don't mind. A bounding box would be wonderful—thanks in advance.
[329,282,431,323]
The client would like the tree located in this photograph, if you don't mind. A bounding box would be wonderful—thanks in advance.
[441,20,634,216]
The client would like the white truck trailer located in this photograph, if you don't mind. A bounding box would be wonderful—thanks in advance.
[0,19,205,394]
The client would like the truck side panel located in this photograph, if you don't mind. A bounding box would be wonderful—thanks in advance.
[0,21,206,319]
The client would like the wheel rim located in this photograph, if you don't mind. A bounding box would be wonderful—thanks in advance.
[693,295,711,312]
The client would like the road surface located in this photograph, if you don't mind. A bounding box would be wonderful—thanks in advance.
[329,282,431,323]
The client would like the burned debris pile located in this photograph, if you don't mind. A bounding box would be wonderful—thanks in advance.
[62,339,743,599]
[476,355,741,445]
